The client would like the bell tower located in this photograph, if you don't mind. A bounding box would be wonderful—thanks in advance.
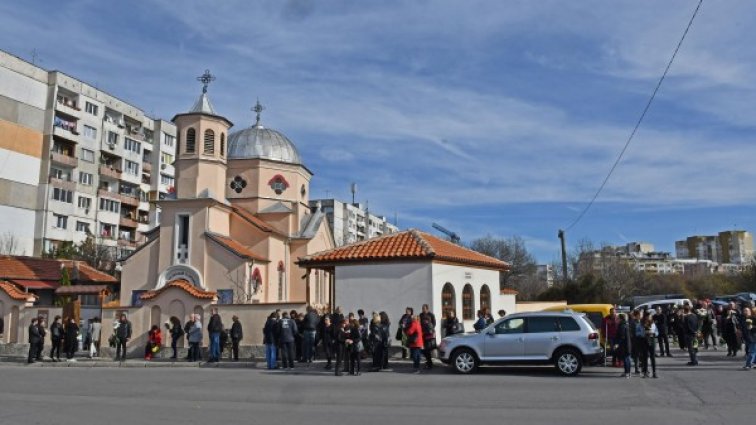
[172,70,233,201]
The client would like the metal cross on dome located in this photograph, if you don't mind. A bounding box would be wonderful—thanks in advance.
[196,69,215,94]
[252,99,264,126]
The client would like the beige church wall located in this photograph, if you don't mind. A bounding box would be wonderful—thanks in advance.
[120,238,161,305]
[100,306,149,354]
[0,292,26,343]
[205,241,247,296]
[216,302,306,345]
[195,161,228,200]
[431,263,504,335]
[14,306,63,344]
[228,213,274,255]
[207,206,230,236]
[259,212,294,236]
[263,237,288,303]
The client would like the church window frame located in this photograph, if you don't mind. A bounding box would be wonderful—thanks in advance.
[220,133,225,157]
[462,284,475,320]
[186,128,196,154]
[203,129,215,155]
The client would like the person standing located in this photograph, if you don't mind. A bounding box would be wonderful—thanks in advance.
[114,314,131,361]
[741,308,756,369]
[444,310,462,337]
[207,309,223,363]
[601,308,619,367]
[27,318,41,364]
[321,315,334,370]
[186,314,202,362]
[630,311,642,375]
[379,311,391,370]
[723,304,741,357]
[473,310,487,333]
[263,312,279,369]
[405,314,424,374]
[144,325,162,360]
[683,305,699,366]
[369,313,386,372]
[35,316,46,361]
[347,319,362,376]
[49,316,64,362]
[653,307,671,357]
[230,315,243,361]
[357,310,369,358]
[167,317,183,360]
[702,302,718,350]
[89,318,102,358]
[398,307,413,359]
[276,312,297,370]
[64,317,79,360]
[334,319,350,376]
[420,306,436,369]
[302,307,319,365]
[616,314,633,378]
[640,313,658,378]
[292,310,304,362]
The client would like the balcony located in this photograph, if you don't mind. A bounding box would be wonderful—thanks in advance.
[117,238,137,248]
[50,152,78,168]
[49,176,76,191]
[99,165,122,180]
[119,216,138,228]
[120,192,140,207]
[98,188,120,201]
[55,97,80,118]
[142,161,152,173]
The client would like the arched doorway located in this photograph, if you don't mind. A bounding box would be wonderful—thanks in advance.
[150,305,162,328]
[441,283,456,319]
[462,284,474,320]
[480,285,491,316]
[168,300,185,347]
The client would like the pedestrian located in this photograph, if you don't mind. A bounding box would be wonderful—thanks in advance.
[144,325,161,360]
[473,310,487,333]
[369,313,387,372]
[444,310,462,336]
[186,314,202,362]
[484,309,494,325]
[630,311,642,375]
[702,302,718,350]
[405,314,424,374]
[64,317,79,360]
[230,315,243,361]
[335,318,349,376]
[723,304,741,356]
[683,305,699,366]
[379,311,391,370]
[49,315,63,362]
[357,309,370,358]
[397,307,413,359]
[741,308,755,369]
[292,310,304,362]
[277,311,297,370]
[27,318,41,364]
[653,307,671,357]
[616,314,633,378]
[301,307,319,364]
[601,308,619,367]
[640,313,658,378]
[321,315,334,370]
[207,308,223,363]
[167,316,183,360]
[420,307,436,369]
[114,314,131,361]
[347,319,362,375]
[88,317,101,358]
[674,308,687,351]
[263,312,279,369]
[497,310,507,319]
[35,316,46,361]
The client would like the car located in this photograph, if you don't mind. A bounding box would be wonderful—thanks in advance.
[437,312,603,377]
[634,298,690,313]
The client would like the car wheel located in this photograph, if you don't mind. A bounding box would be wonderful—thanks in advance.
[452,348,478,374]
[555,348,582,377]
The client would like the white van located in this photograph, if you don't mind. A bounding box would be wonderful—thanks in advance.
[635,298,691,312]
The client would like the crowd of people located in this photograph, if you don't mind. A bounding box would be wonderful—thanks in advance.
[601,299,756,378]
[26,315,102,363]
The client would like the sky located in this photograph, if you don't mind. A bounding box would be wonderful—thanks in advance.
[2,0,755,263]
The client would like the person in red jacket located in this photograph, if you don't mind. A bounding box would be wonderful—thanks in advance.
[144,325,162,361]
[602,308,619,367]
[405,315,424,374]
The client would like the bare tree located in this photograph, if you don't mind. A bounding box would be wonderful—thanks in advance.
[469,235,538,296]
[0,232,23,255]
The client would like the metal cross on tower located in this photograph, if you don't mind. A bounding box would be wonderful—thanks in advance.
[252,99,265,126]
[196,69,215,94]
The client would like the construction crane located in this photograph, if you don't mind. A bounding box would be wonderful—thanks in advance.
[432,223,461,244]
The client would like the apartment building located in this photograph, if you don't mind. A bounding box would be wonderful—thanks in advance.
[312,199,399,246]
[0,50,176,259]
[675,231,754,265]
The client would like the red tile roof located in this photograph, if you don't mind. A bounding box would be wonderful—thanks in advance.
[205,233,269,262]
[10,280,58,289]
[0,280,35,301]
[140,279,217,301]
[231,207,279,234]
[299,229,509,271]
[0,256,117,285]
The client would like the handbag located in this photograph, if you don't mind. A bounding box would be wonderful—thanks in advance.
[356,341,364,353]
[395,326,403,341]
[424,339,437,350]
[452,323,464,334]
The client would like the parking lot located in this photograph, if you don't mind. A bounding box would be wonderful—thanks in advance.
[0,348,751,425]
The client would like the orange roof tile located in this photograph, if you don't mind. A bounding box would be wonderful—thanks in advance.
[0,256,116,284]
[231,207,278,234]
[205,233,269,262]
[0,280,35,301]
[140,279,217,301]
[299,229,509,271]
[500,288,519,295]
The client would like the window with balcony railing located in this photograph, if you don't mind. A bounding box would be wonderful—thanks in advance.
[54,116,78,134]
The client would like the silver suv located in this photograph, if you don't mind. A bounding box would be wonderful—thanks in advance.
[438,312,602,376]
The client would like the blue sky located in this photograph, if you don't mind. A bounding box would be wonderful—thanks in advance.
[2,0,755,262]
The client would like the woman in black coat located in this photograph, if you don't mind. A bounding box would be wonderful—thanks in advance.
[64,317,79,359]
[444,311,461,337]
[615,314,633,378]
[347,319,362,376]
[369,313,387,372]
[379,311,391,370]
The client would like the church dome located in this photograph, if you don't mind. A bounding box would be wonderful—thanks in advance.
[227,124,302,164]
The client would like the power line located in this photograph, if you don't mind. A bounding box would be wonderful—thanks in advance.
[564,0,704,231]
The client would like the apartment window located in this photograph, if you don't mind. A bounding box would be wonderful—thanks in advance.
[203,129,215,154]
[81,148,95,163]
[78,196,92,210]
[100,223,116,239]
[83,125,97,140]
[160,152,174,166]
[125,160,139,176]
[75,221,90,233]
[78,172,93,186]
[160,174,174,186]
[50,168,64,180]
[220,133,225,157]
[51,188,73,203]
[99,198,120,213]
[185,128,196,153]
[107,131,118,148]
[124,137,141,154]
[53,214,68,229]
[163,133,175,147]
[85,102,98,116]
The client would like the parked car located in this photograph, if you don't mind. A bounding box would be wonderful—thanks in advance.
[438,312,603,377]
[634,298,690,313]
[542,304,614,348]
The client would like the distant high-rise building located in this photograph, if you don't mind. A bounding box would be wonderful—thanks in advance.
[312,199,399,246]
[675,231,753,264]
[0,49,177,259]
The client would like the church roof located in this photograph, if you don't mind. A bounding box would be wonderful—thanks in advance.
[189,92,216,115]
[231,207,284,236]
[0,280,35,301]
[227,124,303,165]
[299,229,509,271]
[205,232,269,262]
[140,279,217,301]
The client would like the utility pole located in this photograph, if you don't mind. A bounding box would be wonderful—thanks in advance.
[350,182,357,205]
[558,229,568,282]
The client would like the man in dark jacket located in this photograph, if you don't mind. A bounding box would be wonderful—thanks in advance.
[321,316,334,370]
[683,305,699,366]
[207,309,223,363]
[301,307,319,364]
[653,307,671,357]
[277,312,298,370]
[114,314,131,361]
[230,315,243,361]
[616,314,632,378]
[49,316,64,362]
[263,312,279,370]
[28,318,41,364]
[36,316,46,361]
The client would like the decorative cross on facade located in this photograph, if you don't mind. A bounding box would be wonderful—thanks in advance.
[176,244,189,264]
[252,99,264,126]
[196,69,215,94]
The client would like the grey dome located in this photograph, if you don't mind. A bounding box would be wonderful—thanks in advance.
[227,124,302,164]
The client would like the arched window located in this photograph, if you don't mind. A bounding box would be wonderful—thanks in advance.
[480,285,491,316]
[186,128,196,153]
[220,133,225,157]
[441,283,456,319]
[204,129,215,154]
[462,284,474,320]
[277,261,285,301]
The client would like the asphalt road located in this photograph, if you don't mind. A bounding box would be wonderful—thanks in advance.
[0,349,752,425]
